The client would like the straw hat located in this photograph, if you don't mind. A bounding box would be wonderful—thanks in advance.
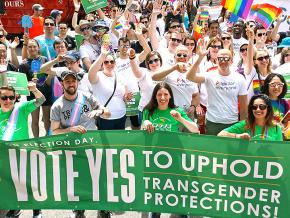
[75,20,93,34]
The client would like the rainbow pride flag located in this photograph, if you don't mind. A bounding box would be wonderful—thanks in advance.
[221,0,254,21]
[248,3,282,29]
[200,11,209,21]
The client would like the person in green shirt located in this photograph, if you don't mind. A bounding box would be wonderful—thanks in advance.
[142,82,199,133]
[218,94,283,141]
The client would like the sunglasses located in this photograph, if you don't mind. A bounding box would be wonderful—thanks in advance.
[44,23,55,27]
[269,82,284,88]
[0,35,4,38]
[80,26,91,32]
[1,95,15,101]
[170,25,180,29]
[148,58,160,64]
[104,60,115,65]
[284,53,290,58]
[176,53,188,58]
[217,57,230,62]
[185,43,195,46]
[112,10,118,12]
[141,21,148,24]
[256,55,269,61]
[87,19,95,22]
[240,48,247,52]
[171,38,182,43]
[221,36,231,41]
[251,104,267,110]
[257,33,266,37]
[210,45,222,49]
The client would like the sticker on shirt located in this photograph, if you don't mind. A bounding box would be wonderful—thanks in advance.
[152,117,172,132]
[126,92,141,116]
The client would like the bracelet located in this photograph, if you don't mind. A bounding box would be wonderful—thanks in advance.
[129,56,136,60]
[74,11,79,13]
[23,44,27,46]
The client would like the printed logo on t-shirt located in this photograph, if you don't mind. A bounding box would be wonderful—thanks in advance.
[176,78,193,88]
[215,81,237,91]
[152,117,172,131]
[62,104,90,120]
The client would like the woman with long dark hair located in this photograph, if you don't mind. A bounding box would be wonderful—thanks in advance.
[142,82,198,133]
[218,94,283,141]
[261,73,289,139]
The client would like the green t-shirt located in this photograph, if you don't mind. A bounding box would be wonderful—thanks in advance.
[224,120,283,141]
[0,100,37,141]
[142,107,191,132]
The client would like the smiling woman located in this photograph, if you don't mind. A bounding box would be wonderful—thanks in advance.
[218,94,283,141]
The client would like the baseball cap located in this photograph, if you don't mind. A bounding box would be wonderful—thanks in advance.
[64,51,80,62]
[32,4,44,11]
[61,71,79,81]
[50,9,63,19]
[278,37,290,48]
[92,19,109,32]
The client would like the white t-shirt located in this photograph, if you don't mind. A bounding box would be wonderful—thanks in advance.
[232,37,248,54]
[165,70,198,110]
[158,47,175,68]
[115,57,139,93]
[80,41,100,63]
[204,70,247,124]
[245,68,269,101]
[91,71,126,119]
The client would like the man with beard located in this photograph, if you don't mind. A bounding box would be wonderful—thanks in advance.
[50,70,110,218]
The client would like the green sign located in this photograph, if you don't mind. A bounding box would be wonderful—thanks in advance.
[126,92,141,116]
[75,34,84,51]
[6,71,29,95]
[81,0,108,14]
[0,131,289,218]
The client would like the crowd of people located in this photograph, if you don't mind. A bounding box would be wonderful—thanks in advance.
[0,0,289,217]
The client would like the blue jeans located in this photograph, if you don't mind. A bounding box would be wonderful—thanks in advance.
[98,115,126,130]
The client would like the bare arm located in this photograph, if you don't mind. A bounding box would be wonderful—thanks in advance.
[239,95,248,121]
[152,65,177,81]
[170,110,199,133]
[83,57,92,72]
[129,49,144,79]
[96,9,106,19]
[186,55,205,83]
[136,27,151,63]
[270,16,282,42]
[21,33,29,60]
[111,8,124,39]
[9,37,20,68]
[244,29,254,75]
[149,0,163,50]
[40,56,63,75]
[72,0,81,29]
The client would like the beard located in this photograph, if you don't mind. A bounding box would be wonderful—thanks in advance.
[64,86,76,95]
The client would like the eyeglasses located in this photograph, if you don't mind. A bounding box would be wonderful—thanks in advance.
[80,26,91,32]
[176,53,188,58]
[240,48,247,52]
[104,60,115,65]
[171,38,182,43]
[269,82,284,88]
[148,58,160,64]
[251,104,267,110]
[170,25,180,29]
[185,43,195,46]
[221,36,231,41]
[255,55,269,61]
[217,57,230,62]
[44,22,55,27]
[120,44,130,48]
[0,95,15,101]
[210,45,222,49]
[87,19,95,22]
[257,33,266,37]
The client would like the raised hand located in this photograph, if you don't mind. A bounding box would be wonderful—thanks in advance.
[101,43,110,55]
[27,81,37,92]
[152,0,163,15]
[115,8,124,20]
[196,38,209,57]
[135,24,143,36]
[127,48,136,58]
[73,0,81,11]
[9,37,20,50]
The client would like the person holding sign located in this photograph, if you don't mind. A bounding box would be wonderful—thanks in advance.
[1,82,45,218]
[218,94,283,141]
